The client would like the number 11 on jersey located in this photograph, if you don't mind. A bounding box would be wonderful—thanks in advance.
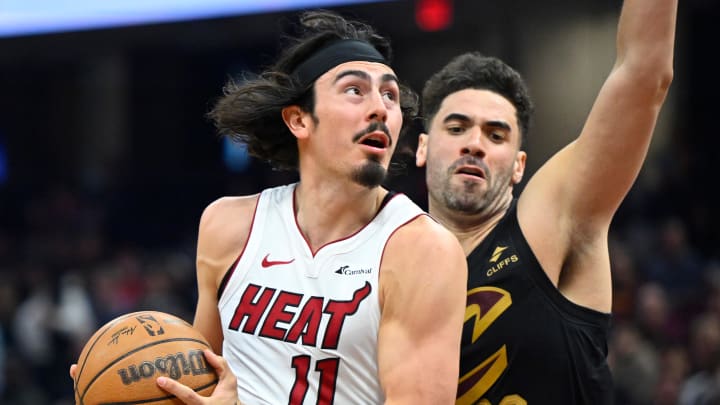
[289,355,340,405]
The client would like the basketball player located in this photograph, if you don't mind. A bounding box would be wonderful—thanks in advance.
[161,10,467,405]
[415,0,678,403]
[69,10,465,405]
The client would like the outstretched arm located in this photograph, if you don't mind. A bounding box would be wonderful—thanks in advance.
[560,0,677,219]
[378,217,468,404]
[519,0,678,310]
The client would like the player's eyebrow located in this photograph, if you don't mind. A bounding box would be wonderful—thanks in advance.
[485,120,511,131]
[443,114,511,132]
[442,113,472,124]
[333,70,399,85]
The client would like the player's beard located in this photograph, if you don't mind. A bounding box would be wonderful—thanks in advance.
[351,156,387,189]
[429,157,514,214]
[350,122,392,189]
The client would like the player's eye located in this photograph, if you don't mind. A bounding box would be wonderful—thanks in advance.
[382,89,398,102]
[447,125,466,135]
[344,86,362,96]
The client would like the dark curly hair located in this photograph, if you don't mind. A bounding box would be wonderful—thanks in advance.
[421,52,534,147]
[209,10,419,170]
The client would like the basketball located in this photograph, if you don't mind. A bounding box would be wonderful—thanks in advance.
[73,311,219,405]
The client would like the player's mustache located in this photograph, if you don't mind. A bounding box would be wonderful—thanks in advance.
[352,122,392,147]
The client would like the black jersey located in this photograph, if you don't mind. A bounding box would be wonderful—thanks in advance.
[457,200,613,405]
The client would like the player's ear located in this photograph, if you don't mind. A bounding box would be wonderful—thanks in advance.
[512,150,526,184]
[416,133,429,167]
[282,105,311,140]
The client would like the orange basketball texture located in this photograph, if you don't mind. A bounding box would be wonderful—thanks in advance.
[74,311,219,405]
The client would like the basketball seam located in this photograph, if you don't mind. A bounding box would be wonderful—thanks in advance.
[75,311,145,405]
[97,379,220,405]
[80,337,211,403]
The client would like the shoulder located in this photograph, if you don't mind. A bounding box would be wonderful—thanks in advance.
[378,213,467,316]
[197,194,261,274]
[384,214,467,278]
[200,194,260,237]
[390,214,459,246]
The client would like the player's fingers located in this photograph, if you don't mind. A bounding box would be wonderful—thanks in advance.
[201,349,225,370]
[200,349,240,404]
[69,364,77,380]
[203,350,237,389]
[157,377,202,405]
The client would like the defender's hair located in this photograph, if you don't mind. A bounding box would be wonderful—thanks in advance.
[422,52,534,147]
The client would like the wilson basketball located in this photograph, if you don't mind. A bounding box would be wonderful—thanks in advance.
[74,311,219,405]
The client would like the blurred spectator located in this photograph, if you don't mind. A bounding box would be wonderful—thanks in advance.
[136,251,196,321]
[609,322,660,404]
[635,282,686,346]
[652,345,691,405]
[610,238,642,322]
[642,217,706,312]
[12,267,54,370]
[678,313,720,405]
[52,272,97,356]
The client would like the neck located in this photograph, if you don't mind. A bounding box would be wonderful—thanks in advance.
[429,194,513,256]
[294,179,386,252]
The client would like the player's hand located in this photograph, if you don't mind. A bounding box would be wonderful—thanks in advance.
[69,363,78,380]
[157,349,240,405]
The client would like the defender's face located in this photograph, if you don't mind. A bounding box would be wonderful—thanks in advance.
[416,89,526,214]
[309,61,403,188]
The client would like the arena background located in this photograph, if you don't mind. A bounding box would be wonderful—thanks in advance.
[0,0,718,403]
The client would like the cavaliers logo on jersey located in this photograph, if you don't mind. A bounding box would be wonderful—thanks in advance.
[458,286,513,404]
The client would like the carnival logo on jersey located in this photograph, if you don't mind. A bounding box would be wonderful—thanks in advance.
[334,264,373,276]
[227,282,371,349]
[486,244,519,277]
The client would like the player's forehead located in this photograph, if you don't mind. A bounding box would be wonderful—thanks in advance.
[434,89,518,127]
[315,61,398,87]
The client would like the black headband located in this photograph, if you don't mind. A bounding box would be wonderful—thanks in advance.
[291,39,389,87]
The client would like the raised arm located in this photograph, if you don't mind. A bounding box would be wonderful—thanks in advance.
[525,0,677,225]
[378,216,468,404]
[518,0,678,310]
[561,0,677,219]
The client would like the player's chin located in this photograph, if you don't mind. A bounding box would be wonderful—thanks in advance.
[352,160,387,189]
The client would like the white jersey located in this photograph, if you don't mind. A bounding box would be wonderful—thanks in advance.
[217,183,425,405]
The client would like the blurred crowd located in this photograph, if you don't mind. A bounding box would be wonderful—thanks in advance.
[0,143,717,405]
